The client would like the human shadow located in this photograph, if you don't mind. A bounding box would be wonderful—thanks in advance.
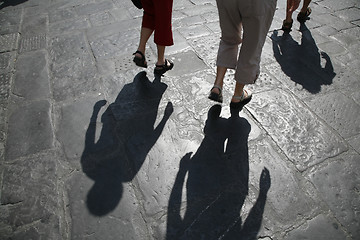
[0,0,28,9]
[81,71,173,216]
[166,105,271,239]
[272,24,336,93]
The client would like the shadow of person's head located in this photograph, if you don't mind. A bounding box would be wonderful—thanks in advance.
[0,0,28,9]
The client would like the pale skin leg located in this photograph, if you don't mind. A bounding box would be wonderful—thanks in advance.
[300,0,311,13]
[156,45,166,66]
[135,27,153,65]
[285,0,311,23]
[135,28,170,68]
[211,66,248,103]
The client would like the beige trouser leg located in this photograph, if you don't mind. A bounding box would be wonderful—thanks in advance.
[216,0,277,84]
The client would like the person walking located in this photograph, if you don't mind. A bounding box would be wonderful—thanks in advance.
[133,0,174,75]
[282,0,312,32]
[209,0,277,110]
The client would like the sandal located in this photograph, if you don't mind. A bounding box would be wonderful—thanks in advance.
[281,19,293,32]
[208,85,223,103]
[229,89,252,110]
[154,59,174,75]
[133,50,147,68]
[297,7,312,23]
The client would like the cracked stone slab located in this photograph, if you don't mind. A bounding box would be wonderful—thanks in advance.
[0,33,19,53]
[166,50,208,77]
[89,11,116,27]
[49,33,100,101]
[89,29,139,60]
[14,50,50,100]
[246,89,348,171]
[305,92,360,139]
[188,34,220,69]
[67,171,148,240]
[177,25,212,39]
[284,214,349,240]
[6,100,53,160]
[248,138,320,234]
[49,32,91,64]
[305,152,360,238]
[0,151,62,239]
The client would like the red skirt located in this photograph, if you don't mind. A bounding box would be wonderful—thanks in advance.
[141,0,174,46]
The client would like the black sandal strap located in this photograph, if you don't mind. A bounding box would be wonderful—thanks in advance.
[133,50,145,59]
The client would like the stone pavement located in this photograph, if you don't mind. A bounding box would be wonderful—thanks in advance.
[0,0,359,239]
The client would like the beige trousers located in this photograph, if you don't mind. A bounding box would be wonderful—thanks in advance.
[216,0,277,84]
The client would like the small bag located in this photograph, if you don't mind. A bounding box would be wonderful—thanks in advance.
[131,0,142,9]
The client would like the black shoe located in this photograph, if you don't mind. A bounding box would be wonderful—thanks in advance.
[230,89,252,110]
[208,85,223,103]
[154,59,174,75]
[133,50,147,68]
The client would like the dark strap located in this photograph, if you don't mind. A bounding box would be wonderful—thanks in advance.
[133,50,145,59]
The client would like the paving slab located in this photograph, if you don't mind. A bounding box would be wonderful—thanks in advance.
[13,50,50,100]
[6,100,53,160]
[247,89,348,171]
[306,92,360,140]
[305,151,360,238]
[284,214,350,240]
[0,151,62,239]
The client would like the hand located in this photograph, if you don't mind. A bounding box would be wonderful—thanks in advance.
[164,101,174,117]
[259,167,271,193]
[94,100,107,110]
[179,152,192,170]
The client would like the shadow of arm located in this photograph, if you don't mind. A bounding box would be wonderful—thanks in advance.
[84,100,107,151]
[241,168,271,239]
[166,153,192,237]
[153,101,173,140]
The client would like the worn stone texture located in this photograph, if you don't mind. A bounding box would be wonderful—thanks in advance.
[306,92,360,139]
[284,214,350,240]
[0,33,19,53]
[0,151,62,239]
[306,152,360,238]
[67,171,148,240]
[13,50,50,100]
[6,100,53,160]
[247,89,348,171]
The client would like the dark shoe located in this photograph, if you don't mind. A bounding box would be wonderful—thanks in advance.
[281,19,293,32]
[208,85,223,103]
[230,89,252,110]
[154,59,174,75]
[297,7,312,23]
[133,50,147,68]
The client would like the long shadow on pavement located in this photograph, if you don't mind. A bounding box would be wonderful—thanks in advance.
[272,24,336,94]
[166,105,270,239]
[81,71,173,216]
[0,0,28,9]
